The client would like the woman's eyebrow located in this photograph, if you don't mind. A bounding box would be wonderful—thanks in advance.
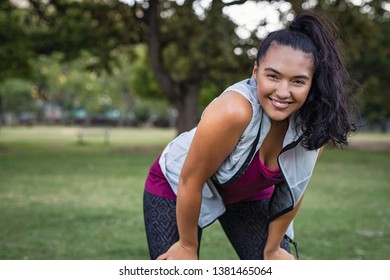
[264,67,310,80]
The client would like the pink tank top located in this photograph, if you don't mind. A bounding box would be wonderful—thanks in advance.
[144,151,284,204]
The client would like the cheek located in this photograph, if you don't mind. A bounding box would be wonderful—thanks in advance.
[300,88,311,102]
[256,80,271,99]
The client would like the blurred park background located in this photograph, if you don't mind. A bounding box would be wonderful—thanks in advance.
[0,0,389,259]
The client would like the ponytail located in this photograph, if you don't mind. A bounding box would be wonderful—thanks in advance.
[256,11,359,150]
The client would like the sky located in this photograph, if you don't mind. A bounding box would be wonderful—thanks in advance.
[222,0,292,39]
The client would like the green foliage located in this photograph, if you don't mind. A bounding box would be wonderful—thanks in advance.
[358,76,390,125]
[0,1,33,81]
[0,78,34,113]
[31,53,105,118]
[199,83,220,108]
[160,0,252,86]
[353,19,390,126]
[129,46,164,99]
[132,99,152,123]
[28,0,144,72]
[26,48,167,124]
[132,98,171,125]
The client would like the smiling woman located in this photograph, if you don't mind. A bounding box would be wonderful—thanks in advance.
[253,44,314,124]
[142,10,359,260]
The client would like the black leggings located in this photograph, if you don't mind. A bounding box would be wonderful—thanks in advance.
[143,190,291,260]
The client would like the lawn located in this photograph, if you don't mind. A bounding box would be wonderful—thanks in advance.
[0,126,389,260]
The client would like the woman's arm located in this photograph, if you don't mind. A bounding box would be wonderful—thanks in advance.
[264,146,324,260]
[264,196,303,260]
[157,92,252,260]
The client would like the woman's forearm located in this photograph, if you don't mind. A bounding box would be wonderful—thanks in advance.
[176,183,203,250]
[264,196,303,257]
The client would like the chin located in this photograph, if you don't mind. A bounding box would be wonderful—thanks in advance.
[266,110,291,123]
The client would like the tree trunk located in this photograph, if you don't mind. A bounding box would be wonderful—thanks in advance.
[147,0,200,134]
[174,84,200,134]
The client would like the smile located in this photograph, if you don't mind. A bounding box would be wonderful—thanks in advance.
[270,98,291,109]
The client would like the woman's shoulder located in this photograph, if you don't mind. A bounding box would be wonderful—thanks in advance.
[203,91,253,128]
[222,78,259,106]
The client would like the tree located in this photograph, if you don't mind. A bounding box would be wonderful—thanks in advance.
[137,0,255,133]
[0,1,32,82]
[0,1,34,123]
[0,78,34,123]
[28,0,144,72]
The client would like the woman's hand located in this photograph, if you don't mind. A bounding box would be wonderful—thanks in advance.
[264,247,295,260]
[157,241,198,260]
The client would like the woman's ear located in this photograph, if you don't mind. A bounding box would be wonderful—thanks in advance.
[252,62,258,80]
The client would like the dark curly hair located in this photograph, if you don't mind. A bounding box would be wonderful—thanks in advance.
[256,10,359,150]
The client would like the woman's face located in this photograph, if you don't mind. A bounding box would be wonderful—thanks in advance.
[253,43,314,124]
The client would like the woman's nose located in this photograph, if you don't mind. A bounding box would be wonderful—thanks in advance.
[275,81,291,99]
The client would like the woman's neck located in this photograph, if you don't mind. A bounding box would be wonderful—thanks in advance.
[270,118,289,132]
[260,118,289,169]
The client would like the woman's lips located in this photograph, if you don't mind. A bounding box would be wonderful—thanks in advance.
[270,98,291,109]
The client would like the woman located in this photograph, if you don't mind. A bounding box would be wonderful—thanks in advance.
[143,10,357,260]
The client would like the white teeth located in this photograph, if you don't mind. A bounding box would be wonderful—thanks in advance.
[271,99,289,108]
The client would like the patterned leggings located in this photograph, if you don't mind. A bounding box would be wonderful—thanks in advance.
[143,190,291,260]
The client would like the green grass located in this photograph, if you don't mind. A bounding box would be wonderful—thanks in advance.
[297,148,390,259]
[0,126,389,260]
